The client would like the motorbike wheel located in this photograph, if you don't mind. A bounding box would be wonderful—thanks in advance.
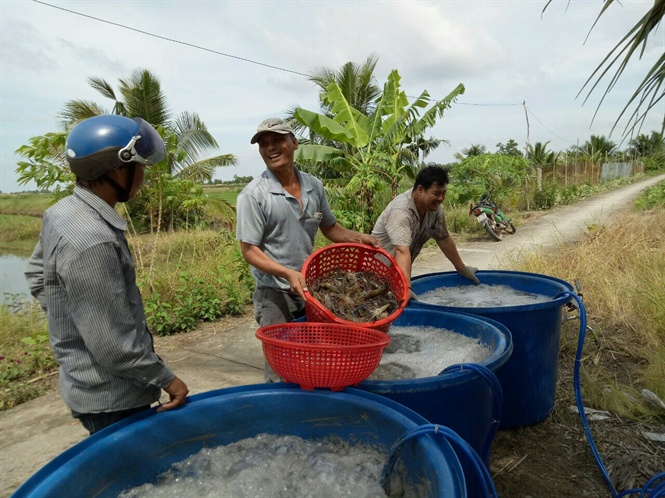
[483,219,503,241]
[504,221,517,234]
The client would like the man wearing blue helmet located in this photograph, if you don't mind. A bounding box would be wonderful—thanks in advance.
[25,115,189,435]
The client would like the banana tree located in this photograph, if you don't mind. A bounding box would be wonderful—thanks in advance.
[294,69,464,231]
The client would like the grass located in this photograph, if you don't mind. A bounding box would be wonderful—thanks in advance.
[0,214,42,252]
[128,228,253,335]
[202,185,241,206]
[0,299,54,410]
[0,193,53,217]
[508,205,665,421]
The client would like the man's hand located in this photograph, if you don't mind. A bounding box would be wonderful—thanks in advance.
[359,233,381,248]
[458,266,480,285]
[286,269,308,300]
[157,376,189,412]
[408,288,419,301]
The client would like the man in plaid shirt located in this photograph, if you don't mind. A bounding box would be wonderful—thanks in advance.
[372,165,479,300]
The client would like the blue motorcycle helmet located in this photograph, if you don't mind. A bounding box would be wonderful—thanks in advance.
[65,115,166,181]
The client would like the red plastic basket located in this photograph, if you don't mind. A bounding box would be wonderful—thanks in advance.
[255,322,391,391]
[302,243,408,332]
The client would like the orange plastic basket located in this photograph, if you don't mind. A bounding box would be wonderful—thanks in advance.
[302,243,408,332]
[255,322,391,391]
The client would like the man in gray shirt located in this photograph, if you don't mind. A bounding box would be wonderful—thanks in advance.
[236,118,380,381]
[372,165,480,299]
[25,115,188,435]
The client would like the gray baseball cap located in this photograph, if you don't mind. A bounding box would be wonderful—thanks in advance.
[250,118,294,144]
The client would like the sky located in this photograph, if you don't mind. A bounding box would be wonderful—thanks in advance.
[1,0,663,193]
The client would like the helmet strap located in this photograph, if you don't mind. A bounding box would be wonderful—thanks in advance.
[103,164,136,203]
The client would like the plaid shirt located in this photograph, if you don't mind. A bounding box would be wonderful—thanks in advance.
[25,186,174,414]
[372,189,449,261]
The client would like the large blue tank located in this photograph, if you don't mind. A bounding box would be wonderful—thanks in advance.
[410,270,574,429]
[357,306,512,497]
[12,384,467,498]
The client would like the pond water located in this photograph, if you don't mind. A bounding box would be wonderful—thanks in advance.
[0,252,32,305]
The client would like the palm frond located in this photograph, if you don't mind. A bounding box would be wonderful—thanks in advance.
[88,77,117,102]
[580,1,665,135]
[174,154,236,182]
[173,112,223,163]
[58,100,106,128]
[118,69,171,125]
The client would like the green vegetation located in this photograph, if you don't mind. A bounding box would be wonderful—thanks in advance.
[202,185,241,206]
[0,299,54,410]
[294,66,464,232]
[634,181,665,210]
[15,68,237,233]
[0,192,53,216]
[130,230,252,336]
[543,1,664,137]
[0,215,42,252]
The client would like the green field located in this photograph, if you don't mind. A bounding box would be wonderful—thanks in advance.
[202,185,242,206]
[0,214,42,252]
[0,193,53,217]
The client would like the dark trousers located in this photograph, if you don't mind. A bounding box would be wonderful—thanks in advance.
[73,405,150,435]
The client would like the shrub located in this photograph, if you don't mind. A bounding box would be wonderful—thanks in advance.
[133,230,253,335]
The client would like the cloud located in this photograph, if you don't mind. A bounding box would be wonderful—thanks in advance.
[1,0,662,192]
[0,19,59,73]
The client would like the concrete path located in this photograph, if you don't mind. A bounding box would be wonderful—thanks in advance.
[1,173,663,497]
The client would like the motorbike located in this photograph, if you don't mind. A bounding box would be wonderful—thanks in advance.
[469,192,516,241]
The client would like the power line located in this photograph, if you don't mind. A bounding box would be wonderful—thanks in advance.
[32,0,586,147]
[32,1,532,110]
[456,102,522,107]
[32,0,310,78]
[524,104,575,143]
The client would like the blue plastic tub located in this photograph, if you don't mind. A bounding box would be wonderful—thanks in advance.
[12,384,466,498]
[357,308,512,470]
[410,270,574,429]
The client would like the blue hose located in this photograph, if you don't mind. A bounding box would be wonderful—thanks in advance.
[441,363,504,465]
[381,423,498,497]
[561,291,665,498]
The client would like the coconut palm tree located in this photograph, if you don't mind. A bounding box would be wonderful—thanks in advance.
[309,53,382,117]
[60,69,236,183]
[454,144,487,161]
[289,54,444,181]
[526,141,555,190]
[526,141,555,165]
[577,135,618,163]
[628,131,665,158]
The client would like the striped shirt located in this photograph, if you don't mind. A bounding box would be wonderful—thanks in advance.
[25,186,174,414]
[372,189,450,261]
[236,167,336,290]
